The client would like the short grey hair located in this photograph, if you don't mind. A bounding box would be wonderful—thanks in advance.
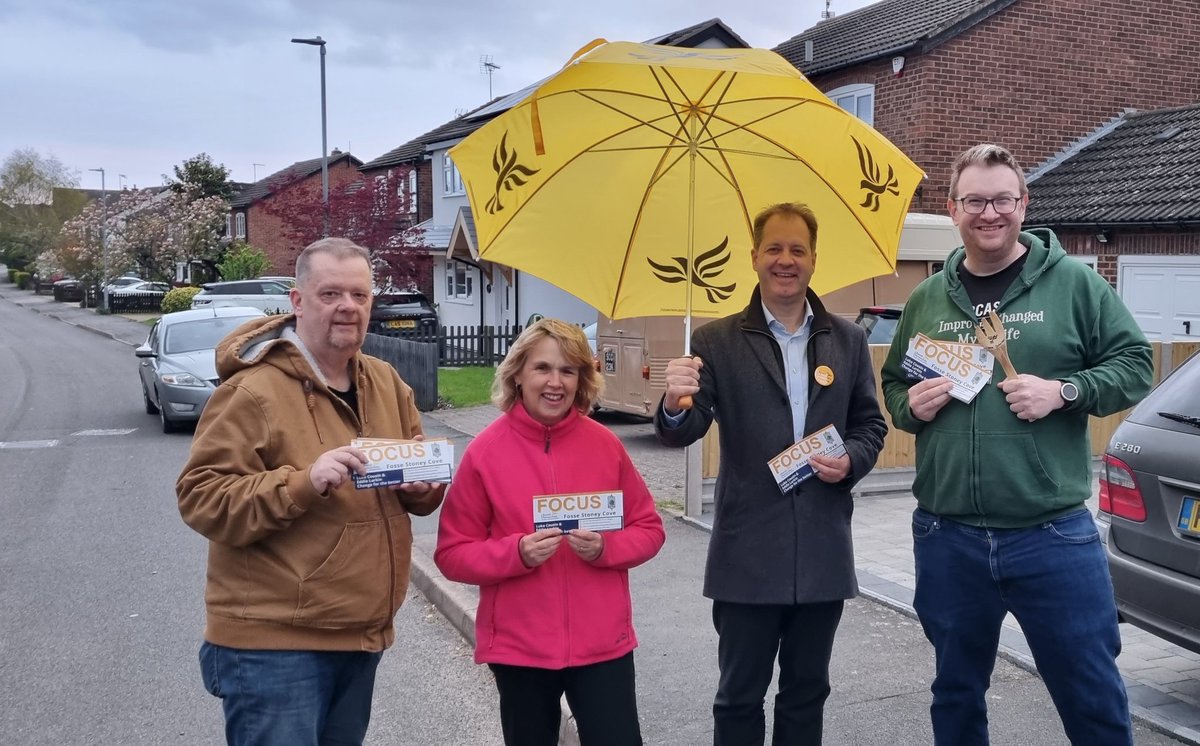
[295,237,372,287]
[948,144,1028,198]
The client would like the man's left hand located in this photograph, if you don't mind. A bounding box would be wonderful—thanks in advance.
[809,453,851,483]
[997,374,1064,422]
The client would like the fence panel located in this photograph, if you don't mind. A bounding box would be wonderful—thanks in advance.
[374,324,526,367]
[362,333,439,411]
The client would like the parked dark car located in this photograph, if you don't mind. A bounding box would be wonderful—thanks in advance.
[1097,349,1200,653]
[854,304,904,344]
[369,289,438,338]
[136,306,266,433]
[52,277,85,303]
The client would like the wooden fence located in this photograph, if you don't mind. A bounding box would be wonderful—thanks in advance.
[703,340,1200,476]
[371,324,526,367]
[362,333,439,411]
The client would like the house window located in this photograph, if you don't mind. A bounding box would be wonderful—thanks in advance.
[442,153,464,195]
[408,169,418,213]
[225,214,232,237]
[445,261,474,299]
[235,212,246,239]
[828,83,874,126]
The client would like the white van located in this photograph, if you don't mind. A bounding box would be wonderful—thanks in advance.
[593,213,959,417]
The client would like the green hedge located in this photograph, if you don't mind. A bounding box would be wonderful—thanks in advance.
[14,271,30,289]
[161,286,202,314]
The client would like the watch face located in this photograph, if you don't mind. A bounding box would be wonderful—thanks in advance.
[1061,382,1079,401]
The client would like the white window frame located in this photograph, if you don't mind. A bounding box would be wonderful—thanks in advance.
[235,212,246,239]
[442,153,464,196]
[444,261,474,300]
[408,169,418,213]
[225,214,232,237]
[1070,254,1099,272]
[828,83,875,126]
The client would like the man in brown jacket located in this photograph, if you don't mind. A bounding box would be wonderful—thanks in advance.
[177,237,444,745]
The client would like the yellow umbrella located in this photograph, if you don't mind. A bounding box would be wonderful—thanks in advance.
[450,39,924,327]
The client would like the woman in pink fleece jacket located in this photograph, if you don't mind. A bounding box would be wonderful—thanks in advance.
[435,318,665,746]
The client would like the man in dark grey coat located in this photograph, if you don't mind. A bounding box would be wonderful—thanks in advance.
[656,202,887,746]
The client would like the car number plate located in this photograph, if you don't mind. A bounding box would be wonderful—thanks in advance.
[1176,496,1200,536]
[384,319,416,329]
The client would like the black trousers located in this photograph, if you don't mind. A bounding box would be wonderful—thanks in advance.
[488,652,643,746]
[711,599,845,746]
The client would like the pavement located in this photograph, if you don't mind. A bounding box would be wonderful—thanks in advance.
[7,279,1200,744]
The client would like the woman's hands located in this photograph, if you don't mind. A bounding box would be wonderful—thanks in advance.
[519,528,605,567]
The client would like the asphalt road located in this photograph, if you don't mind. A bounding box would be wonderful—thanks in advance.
[0,297,502,745]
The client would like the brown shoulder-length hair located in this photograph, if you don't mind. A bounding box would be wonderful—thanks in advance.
[492,318,603,414]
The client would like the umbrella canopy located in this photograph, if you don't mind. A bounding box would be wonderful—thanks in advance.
[450,40,925,321]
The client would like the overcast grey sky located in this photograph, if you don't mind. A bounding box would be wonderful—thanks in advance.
[1,0,877,191]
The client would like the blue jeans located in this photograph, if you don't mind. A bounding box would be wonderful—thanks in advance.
[199,642,384,746]
[911,508,1132,745]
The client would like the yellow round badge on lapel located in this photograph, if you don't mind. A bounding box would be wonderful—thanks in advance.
[814,365,835,387]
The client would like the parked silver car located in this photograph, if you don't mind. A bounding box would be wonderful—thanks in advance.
[1098,349,1200,652]
[135,306,265,433]
[191,279,293,314]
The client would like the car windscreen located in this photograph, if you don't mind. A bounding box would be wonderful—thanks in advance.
[374,294,428,309]
[1135,351,1200,428]
[858,315,900,344]
[164,317,256,354]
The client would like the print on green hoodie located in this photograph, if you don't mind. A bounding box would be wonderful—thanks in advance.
[880,229,1152,528]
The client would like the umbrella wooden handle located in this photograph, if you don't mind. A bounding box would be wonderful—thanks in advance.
[678,395,694,410]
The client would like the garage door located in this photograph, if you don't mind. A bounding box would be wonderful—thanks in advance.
[1119,258,1200,342]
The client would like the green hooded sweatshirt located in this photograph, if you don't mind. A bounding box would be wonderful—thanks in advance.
[881,229,1152,527]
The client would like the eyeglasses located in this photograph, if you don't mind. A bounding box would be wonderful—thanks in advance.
[954,196,1021,214]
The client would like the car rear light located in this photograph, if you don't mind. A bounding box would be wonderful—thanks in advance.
[642,365,650,380]
[1100,453,1146,522]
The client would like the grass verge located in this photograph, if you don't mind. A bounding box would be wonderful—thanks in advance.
[438,366,496,409]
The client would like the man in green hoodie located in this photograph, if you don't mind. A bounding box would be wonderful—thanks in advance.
[881,144,1151,745]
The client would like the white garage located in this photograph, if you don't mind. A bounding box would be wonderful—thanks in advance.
[1118,256,1200,342]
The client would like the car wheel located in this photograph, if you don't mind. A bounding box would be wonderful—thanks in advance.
[143,385,159,415]
[158,393,179,434]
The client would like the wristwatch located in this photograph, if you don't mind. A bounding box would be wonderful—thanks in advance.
[1059,380,1080,403]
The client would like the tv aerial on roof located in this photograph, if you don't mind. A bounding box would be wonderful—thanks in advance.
[480,55,501,100]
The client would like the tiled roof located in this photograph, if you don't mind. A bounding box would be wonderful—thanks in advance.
[358,97,510,171]
[1024,103,1200,227]
[646,17,749,48]
[359,18,750,172]
[231,152,363,208]
[773,0,1014,76]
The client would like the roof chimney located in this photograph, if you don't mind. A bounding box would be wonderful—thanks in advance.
[330,147,343,156]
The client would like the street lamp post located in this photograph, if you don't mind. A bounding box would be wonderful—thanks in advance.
[291,35,329,237]
[88,167,108,310]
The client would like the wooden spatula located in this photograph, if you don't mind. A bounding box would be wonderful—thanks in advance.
[974,310,1019,381]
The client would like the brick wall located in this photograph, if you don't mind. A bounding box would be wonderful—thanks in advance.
[245,160,365,275]
[1057,229,1200,285]
[809,0,1200,214]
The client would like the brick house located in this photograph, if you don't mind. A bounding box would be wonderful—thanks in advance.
[1023,103,1200,342]
[773,0,1200,337]
[228,150,363,276]
[775,0,1200,214]
[358,143,436,298]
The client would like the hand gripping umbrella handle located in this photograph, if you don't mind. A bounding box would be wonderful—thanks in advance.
[678,395,694,410]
